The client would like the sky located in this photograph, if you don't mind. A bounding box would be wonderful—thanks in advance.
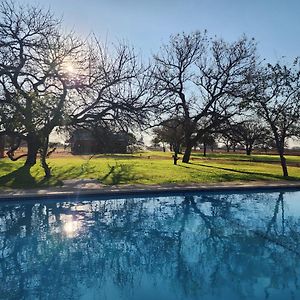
[22,0,300,62]
[20,0,300,146]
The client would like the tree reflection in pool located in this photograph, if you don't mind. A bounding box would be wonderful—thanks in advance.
[1,190,300,300]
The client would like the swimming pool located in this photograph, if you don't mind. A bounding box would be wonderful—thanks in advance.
[1,189,300,299]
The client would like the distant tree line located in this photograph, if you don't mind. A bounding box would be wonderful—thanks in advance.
[152,117,272,157]
[0,1,300,177]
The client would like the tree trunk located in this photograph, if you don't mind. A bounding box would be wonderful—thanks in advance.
[0,136,5,158]
[40,153,51,178]
[40,136,51,178]
[203,142,207,157]
[246,145,252,155]
[173,145,180,165]
[273,132,288,177]
[279,153,288,177]
[173,153,178,165]
[182,143,193,163]
[25,136,40,166]
[246,143,253,156]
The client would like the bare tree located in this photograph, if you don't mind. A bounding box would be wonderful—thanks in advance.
[0,2,156,178]
[218,132,238,152]
[153,118,185,164]
[68,40,157,133]
[0,1,84,177]
[225,119,270,155]
[152,32,257,163]
[247,62,300,176]
[198,132,216,156]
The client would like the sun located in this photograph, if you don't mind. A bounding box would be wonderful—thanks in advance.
[65,62,75,74]
[61,60,76,75]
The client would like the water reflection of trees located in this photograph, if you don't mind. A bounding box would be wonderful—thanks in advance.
[1,191,300,299]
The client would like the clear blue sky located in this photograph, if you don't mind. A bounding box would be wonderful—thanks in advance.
[21,0,300,62]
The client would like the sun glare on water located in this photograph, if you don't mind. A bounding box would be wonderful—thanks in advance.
[63,220,81,238]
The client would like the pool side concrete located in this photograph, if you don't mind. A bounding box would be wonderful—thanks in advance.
[1,179,300,200]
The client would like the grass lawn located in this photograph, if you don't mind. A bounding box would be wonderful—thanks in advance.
[1,151,300,189]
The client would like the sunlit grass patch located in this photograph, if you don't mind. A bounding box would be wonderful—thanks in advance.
[0,152,300,189]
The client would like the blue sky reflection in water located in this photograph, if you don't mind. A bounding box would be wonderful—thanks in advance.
[1,190,300,299]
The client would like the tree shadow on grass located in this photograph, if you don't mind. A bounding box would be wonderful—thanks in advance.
[0,165,62,189]
[0,160,22,173]
[99,163,138,185]
[94,154,137,160]
[178,162,299,181]
[53,164,97,180]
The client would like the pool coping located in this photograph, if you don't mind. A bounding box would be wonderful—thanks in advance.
[1,179,300,200]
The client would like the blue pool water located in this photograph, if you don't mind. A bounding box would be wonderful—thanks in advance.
[1,190,300,300]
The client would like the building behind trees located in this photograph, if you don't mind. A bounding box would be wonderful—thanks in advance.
[69,128,138,155]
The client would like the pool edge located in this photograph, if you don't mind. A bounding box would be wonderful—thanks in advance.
[1,180,300,201]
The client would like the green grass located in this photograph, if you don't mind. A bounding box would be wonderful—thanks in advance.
[1,151,300,189]
[110,150,300,163]
[191,152,300,163]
